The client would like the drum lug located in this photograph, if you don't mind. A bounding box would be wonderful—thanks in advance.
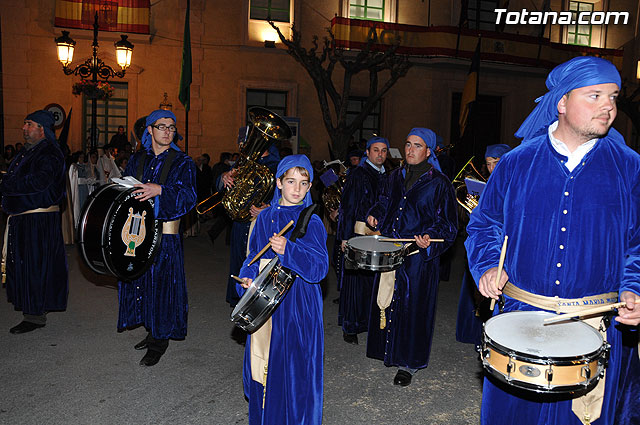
[506,358,516,377]
[581,365,591,380]
[545,366,554,385]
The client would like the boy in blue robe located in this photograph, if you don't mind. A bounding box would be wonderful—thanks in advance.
[337,136,388,345]
[366,128,458,386]
[117,110,197,367]
[237,154,328,425]
[466,56,640,424]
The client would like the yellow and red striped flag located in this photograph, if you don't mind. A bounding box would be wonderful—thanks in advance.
[55,0,150,34]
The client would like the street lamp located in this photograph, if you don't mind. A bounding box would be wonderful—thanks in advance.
[55,12,134,152]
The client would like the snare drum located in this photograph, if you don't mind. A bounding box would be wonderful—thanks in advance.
[344,235,404,272]
[231,257,297,333]
[481,311,609,394]
[77,183,162,281]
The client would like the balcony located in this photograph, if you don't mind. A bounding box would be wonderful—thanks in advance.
[331,17,623,69]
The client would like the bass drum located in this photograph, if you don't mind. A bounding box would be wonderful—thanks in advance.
[77,183,162,281]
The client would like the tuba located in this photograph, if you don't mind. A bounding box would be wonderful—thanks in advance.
[452,157,486,214]
[196,107,292,221]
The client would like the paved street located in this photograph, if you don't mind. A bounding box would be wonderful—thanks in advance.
[0,230,483,425]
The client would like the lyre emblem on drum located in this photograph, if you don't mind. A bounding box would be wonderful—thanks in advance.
[121,208,147,257]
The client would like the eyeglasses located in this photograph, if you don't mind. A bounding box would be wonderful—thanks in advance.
[152,124,177,132]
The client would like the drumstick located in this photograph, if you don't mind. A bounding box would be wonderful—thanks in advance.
[230,275,245,284]
[543,300,640,324]
[247,220,294,266]
[489,235,509,311]
[378,238,445,243]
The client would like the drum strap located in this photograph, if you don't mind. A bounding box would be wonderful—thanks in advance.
[2,205,60,283]
[135,149,178,185]
[501,282,618,314]
[250,258,273,405]
[377,250,419,329]
[354,220,380,236]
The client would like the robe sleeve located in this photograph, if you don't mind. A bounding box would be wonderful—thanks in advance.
[279,215,329,283]
[419,177,458,261]
[621,177,640,296]
[155,156,197,220]
[465,159,510,284]
[336,170,361,241]
[367,171,391,225]
[0,146,63,196]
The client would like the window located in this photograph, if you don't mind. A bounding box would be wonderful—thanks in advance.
[250,0,290,22]
[468,0,499,31]
[246,89,288,120]
[83,82,128,151]
[349,0,385,21]
[347,97,381,143]
[567,1,593,46]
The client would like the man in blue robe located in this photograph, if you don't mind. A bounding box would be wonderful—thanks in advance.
[337,136,388,345]
[117,110,197,366]
[466,56,640,424]
[237,154,328,425]
[2,110,68,334]
[221,142,280,308]
[366,127,458,386]
[456,143,511,345]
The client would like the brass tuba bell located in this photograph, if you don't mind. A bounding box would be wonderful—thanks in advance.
[452,157,486,214]
[196,107,292,221]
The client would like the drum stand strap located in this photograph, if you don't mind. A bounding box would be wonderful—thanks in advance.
[502,282,618,314]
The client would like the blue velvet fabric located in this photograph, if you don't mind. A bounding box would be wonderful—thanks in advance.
[336,161,387,334]
[366,165,457,369]
[1,139,68,314]
[614,330,640,425]
[465,128,640,425]
[237,203,329,425]
[455,265,485,345]
[225,151,280,306]
[117,146,197,339]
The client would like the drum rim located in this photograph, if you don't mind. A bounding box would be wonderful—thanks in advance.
[77,184,114,276]
[482,337,606,365]
[346,235,403,254]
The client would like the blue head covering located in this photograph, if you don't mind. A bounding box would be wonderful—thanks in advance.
[515,56,621,141]
[435,135,445,148]
[25,110,56,143]
[141,110,182,151]
[366,136,389,150]
[271,154,314,207]
[485,144,511,158]
[407,127,441,171]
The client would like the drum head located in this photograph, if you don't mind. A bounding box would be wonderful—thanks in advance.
[105,188,161,280]
[484,311,603,358]
[347,236,402,253]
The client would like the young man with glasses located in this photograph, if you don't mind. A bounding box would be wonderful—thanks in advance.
[116,110,197,367]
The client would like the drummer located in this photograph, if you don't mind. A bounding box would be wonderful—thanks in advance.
[337,136,389,345]
[116,110,197,367]
[237,154,328,425]
[366,127,457,386]
[466,56,640,424]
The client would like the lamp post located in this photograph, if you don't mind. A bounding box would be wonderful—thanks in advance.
[55,12,133,152]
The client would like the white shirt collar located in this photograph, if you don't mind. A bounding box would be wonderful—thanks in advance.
[548,121,597,172]
[366,158,385,173]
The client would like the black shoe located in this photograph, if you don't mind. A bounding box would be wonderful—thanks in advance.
[139,350,163,367]
[134,337,149,351]
[332,297,339,305]
[343,332,358,345]
[9,321,45,334]
[393,370,412,387]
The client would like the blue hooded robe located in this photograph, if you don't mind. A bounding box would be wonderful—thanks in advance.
[117,110,197,340]
[237,155,329,425]
[336,137,389,335]
[366,129,457,369]
[1,110,68,315]
[465,56,640,425]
